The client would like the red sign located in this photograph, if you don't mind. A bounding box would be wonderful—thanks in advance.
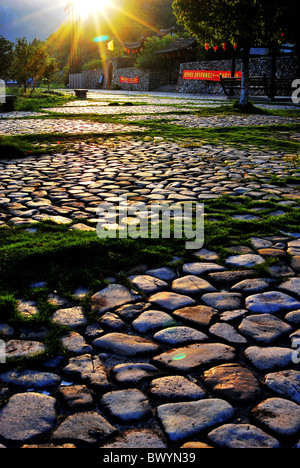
[120,76,139,84]
[183,70,242,82]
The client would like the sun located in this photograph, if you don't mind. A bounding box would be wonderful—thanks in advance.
[73,0,111,19]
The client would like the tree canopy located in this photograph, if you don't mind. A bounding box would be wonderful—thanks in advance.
[173,0,298,106]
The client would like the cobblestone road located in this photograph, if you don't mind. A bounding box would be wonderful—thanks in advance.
[0,91,300,449]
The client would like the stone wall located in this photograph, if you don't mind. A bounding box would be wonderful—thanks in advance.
[177,57,298,95]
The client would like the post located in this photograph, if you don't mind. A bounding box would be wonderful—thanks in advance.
[0,79,6,105]
[239,45,251,107]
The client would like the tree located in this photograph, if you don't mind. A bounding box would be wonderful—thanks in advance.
[173,0,287,107]
[135,35,178,70]
[43,57,59,90]
[11,38,33,91]
[12,38,58,92]
[0,35,14,81]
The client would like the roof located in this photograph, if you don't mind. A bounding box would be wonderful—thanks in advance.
[156,37,197,55]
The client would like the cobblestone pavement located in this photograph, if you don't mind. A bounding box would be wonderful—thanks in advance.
[0,93,300,448]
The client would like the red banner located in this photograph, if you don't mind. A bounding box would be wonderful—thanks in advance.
[120,76,139,84]
[182,70,242,82]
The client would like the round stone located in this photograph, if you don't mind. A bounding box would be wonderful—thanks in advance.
[149,375,206,401]
[0,393,56,442]
[239,314,292,344]
[243,346,294,371]
[91,284,139,314]
[264,370,300,404]
[51,306,87,328]
[153,326,208,346]
[52,411,116,445]
[111,363,160,385]
[208,424,280,448]
[102,429,167,449]
[251,398,300,437]
[157,399,234,441]
[101,389,151,422]
[203,364,262,404]
[173,305,218,328]
[132,310,176,334]
[225,254,265,268]
[152,343,236,373]
[93,332,160,356]
[201,292,243,311]
[5,340,45,359]
[129,275,168,295]
[149,291,195,311]
[245,291,300,314]
[209,323,247,345]
[172,275,215,295]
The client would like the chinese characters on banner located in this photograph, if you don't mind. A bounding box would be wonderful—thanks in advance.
[182,70,242,81]
[120,76,140,84]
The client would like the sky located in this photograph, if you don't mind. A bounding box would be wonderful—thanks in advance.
[0,0,68,42]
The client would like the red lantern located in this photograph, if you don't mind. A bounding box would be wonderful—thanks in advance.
[205,43,210,51]
[233,43,238,50]
[223,42,227,51]
[213,46,218,52]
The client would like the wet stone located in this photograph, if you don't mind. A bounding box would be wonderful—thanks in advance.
[203,364,262,405]
[149,375,206,401]
[157,399,234,442]
[239,314,292,344]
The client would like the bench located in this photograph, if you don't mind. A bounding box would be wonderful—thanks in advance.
[220,75,269,97]
[74,89,88,99]
[0,95,17,112]
[220,75,294,99]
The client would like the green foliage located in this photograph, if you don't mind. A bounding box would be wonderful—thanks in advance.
[135,35,178,70]
[82,59,103,71]
[0,35,14,81]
